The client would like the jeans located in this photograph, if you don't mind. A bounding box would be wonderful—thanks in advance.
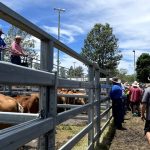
[11,55,21,65]
[112,99,124,127]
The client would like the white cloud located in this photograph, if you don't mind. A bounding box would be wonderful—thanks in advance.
[118,60,134,75]
[43,24,84,44]
[61,0,150,51]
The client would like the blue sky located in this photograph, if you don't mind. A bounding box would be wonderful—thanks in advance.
[0,0,150,74]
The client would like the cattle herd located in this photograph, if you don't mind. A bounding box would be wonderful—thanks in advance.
[0,88,87,129]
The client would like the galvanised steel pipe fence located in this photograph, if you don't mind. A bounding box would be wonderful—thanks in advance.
[0,2,112,150]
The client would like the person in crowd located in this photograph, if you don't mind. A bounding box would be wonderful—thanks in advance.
[121,82,127,116]
[10,35,27,65]
[129,81,143,116]
[141,83,150,144]
[0,28,6,60]
[110,77,126,130]
[124,82,131,111]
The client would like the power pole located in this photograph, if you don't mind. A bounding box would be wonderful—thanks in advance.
[133,50,136,81]
[54,8,65,76]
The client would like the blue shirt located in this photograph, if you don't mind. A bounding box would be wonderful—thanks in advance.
[0,37,6,49]
[110,83,123,100]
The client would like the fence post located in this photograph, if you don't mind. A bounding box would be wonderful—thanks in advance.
[1,50,4,61]
[95,69,101,145]
[38,40,56,150]
[8,85,12,96]
[88,65,94,149]
[106,76,110,120]
[30,57,33,68]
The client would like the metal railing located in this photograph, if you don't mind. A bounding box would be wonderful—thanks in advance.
[0,2,112,150]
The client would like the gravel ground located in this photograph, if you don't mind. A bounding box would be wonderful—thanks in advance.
[109,111,150,150]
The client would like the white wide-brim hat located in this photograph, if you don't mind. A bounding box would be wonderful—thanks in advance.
[15,35,22,40]
[132,81,139,87]
[110,77,121,83]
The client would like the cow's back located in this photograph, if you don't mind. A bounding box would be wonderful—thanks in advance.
[0,94,18,112]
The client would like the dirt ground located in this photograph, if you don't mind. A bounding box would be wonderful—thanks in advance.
[109,111,150,150]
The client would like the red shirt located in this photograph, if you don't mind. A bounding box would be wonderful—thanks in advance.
[129,86,142,102]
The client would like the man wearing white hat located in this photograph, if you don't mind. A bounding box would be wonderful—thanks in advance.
[10,35,27,65]
[0,28,6,60]
[129,81,142,116]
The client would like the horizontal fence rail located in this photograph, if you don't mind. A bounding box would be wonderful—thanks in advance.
[0,118,54,150]
[0,112,39,124]
[0,62,55,86]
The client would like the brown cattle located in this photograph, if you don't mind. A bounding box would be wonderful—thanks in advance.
[65,89,87,105]
[0,94,23,112]
[57,88,87,105]
[57,88,68,104]
[15,94,39,113]
[0,94,24,129]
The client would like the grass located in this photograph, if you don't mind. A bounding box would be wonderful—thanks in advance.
[56,120,115,150]
[95,120,115,150]
[56,124,88,149]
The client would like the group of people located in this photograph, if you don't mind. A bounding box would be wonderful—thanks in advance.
[0,28,27,65]
[110,76,150,144]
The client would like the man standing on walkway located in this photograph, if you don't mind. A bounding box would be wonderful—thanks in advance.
[110,77,126,130]
[129,81,143,116]
[10,35,27,65]
[141,83,150,144]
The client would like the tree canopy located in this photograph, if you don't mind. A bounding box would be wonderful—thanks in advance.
[67,66,84,78]
[116,68,134,83]
[60,67,67,78]
[81,23,122,73]
[136,53,150,83]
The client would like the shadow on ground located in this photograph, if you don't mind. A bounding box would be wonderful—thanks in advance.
[95,121,116,150]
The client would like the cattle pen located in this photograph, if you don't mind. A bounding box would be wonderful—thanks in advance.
[0,2,112,150]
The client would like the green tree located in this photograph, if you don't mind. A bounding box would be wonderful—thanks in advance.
[116,68,134,83]
[67,66,84,78]
[81,23,122,75]
[67,66,74,78]
[74,66,84,77]
[4,25,38,61]
[60,67,66,78]
[136,53,150,83]
[117,68,127,82]
[125,75,135,83]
